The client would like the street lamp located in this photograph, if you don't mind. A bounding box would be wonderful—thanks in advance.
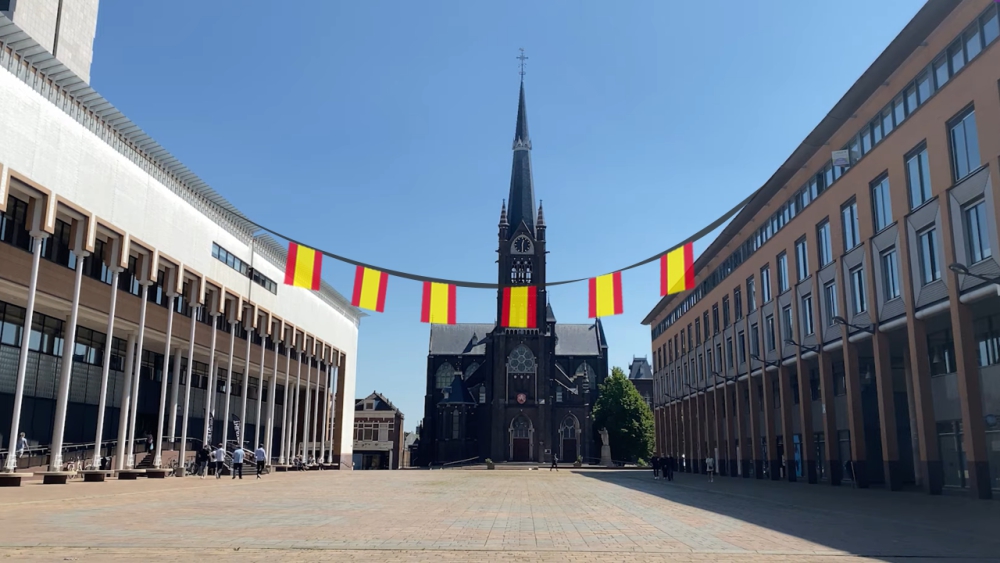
[832,316,874,335]
[950,262,1000,285]
[784,338,820,354]
[711,371,738,384]
[750,353,781,369]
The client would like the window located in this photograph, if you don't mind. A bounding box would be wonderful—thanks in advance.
[817,220,833,267]
[733,288,742,321]
[556,386,563,403]
[927,329,956,376]
[766,315,776,351]
[949,109,980,182]
[842,200,860,251]
[726,337,734,368]
[905,145,932,210]
[737,331,746,363]
[965,199,992,263]
[918,227,940,285]
[747,277,756,312]
[870,175,892,232]
[722,296,731,327]
[703,311,710,341]
[750,324,759,355]
[712,304,720,334]
[212,242,278,294]
[781,305,793,342]
[881,248,900,300]
[795,238,809,281]
[715,343,722,372]
[695,318,701,345]
[777,253,789,293]
[802,294,815,336]
[985,8,1000,46]
[850,267,867,314]
[435,364,456,390]
[824,281,838,327]
[760,267,772,303]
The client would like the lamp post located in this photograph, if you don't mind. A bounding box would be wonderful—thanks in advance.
[832,316,874,335]
[750,354,781,370]
[784,339,820,354]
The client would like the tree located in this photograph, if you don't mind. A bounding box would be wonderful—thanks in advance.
[592,366,654,463]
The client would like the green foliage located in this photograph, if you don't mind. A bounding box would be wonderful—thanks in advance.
[592,366,654,463]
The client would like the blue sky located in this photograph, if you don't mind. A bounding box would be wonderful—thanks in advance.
[92,0,926,430]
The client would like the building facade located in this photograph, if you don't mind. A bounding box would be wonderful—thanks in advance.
[644,0,1000,500]
[352,392,404,470]
[0,9,361,474]
[0,0,99,84]
[419,79,610,467]
[628,357,653,410]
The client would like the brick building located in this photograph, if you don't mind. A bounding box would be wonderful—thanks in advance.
[353,392,404,470]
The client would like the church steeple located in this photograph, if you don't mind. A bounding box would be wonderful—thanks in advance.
[506,78,536,238]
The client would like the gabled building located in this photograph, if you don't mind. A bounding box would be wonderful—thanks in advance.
[628,357,653,410]
[353,392,404,470]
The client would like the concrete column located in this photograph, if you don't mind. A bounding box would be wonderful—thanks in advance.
[278,345,292,464]
[238,326,252,447]
[168,346,182,443]
[254,334,265,449]
[904,318,941,493]
[153,291,177,468]
[90,267,121,470]
[747,372,764,478]
[818,351,842,485]
[762,366,780,480]
[841,341,868,488]
[125,282,151,468]
[872,330,902,491]
[332,352,355,469]
[291,352,303,458]
[49,245,89,470]
[311,377,320,460]
[201,312,220,447]
[220,324,236,448]
[735,378,750,477]
[949,301,992,499]
[319,366,328,463]
[725,383,738,476]
[302,356,313,459]
[778,365,796,482]
[115,333,137,470]
[3,235,45,472]
[265,334,279,463]
[328,365,338,461]
[178,303,199,475]
[795,357,818,484]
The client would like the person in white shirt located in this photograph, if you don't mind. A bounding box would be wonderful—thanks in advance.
[706,456,715,482]
[231,446,245,479]
[254,445,267,479]
[213,444,226,479]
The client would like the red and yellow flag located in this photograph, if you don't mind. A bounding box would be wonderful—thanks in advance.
[501,286,537,328]
[588,272,623,318]
[420,282,456,325]
[660,242,695,296]
[283,242,322,291]
[351,266,388,312]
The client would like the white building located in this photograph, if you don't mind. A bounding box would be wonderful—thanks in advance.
[0,7,361,477]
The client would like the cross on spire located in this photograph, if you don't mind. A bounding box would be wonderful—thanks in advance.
[517,48,528,78]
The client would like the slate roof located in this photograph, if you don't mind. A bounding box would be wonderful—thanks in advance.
[628,357,652,380]
[355,391,402,412]
[507,80,536,235]
[554,324,602,356]
[428,324,494,355]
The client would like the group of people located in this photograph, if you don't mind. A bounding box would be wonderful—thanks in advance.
[650,455,717,482]
[193,443,268,480]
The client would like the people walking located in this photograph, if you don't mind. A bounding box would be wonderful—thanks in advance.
[195,445,211,478]
[254,444,267,479]
[550,453,559,471]
[231,445,244,479]
[665,455,674,481]
[213,443,226,479]
[13,432,28,472]
[652,456,661,480]
[706,455,715,482]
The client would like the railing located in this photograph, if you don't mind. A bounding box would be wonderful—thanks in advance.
[0,438,144,471]
[438,456,480,469]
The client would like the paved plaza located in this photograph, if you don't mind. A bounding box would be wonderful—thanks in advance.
[0,468,998,562]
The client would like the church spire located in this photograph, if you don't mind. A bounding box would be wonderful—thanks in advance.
[506,58,536,236]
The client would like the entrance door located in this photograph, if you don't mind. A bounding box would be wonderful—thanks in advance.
[513,438,530,461]
[561,439,577,463]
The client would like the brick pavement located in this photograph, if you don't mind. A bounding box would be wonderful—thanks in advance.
[0,468,996,562]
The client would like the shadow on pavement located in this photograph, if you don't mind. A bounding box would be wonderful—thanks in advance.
[573,469,1000,561]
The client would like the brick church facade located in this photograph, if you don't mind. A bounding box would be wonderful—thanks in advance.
[417,78,610,466]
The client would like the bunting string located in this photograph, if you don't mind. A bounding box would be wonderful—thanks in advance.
[233,189,760,290]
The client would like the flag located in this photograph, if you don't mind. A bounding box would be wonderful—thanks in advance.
[232,414,242,446]
[501,286,537,328]
[351,266,388,312]
[420,282,456,325]
[660,242,695,296]
[588,272,623,318]
[283,242,322,290]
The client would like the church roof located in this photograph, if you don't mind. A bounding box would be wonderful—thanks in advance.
[439,374,476,405]
[428,324,494,355]
[506,79,536,236]
[554,324,602,356]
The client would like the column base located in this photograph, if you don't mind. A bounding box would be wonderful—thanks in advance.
[741,460,751,478]
[768,459,782,481]
[328,454,352,470]
[754,460,764,479]
[828,462,843,486]
[969,460,993,500]
[850,460,869,488]
[884,460,904,492]
[729,459,738,477]
[804,460,818,484]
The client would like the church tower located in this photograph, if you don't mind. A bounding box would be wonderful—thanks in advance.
[496,77,547,330]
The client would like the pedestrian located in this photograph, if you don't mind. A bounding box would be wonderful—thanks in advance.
[550,453,559,471]
[231,444,245,479]
[665,455,674,481]
[706,455,715,482]
[13,432,28,472]
[213,443,226,479]
[195,445,211,479]
[254,444,267,479]
[652,455,660,480]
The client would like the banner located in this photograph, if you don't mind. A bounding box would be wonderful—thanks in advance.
[233,414,242,447]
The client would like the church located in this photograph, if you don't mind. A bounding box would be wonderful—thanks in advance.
[417,77,610,466]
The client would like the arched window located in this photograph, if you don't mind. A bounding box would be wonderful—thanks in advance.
[560,417,577,439]
[507,345,536,374]
[464,362,480,379]
[435,363,457,389]
[512,258,532,284]
[511,415,531,438]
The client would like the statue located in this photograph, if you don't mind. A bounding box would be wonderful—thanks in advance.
[599,427,609,446]
[599,427,612,467]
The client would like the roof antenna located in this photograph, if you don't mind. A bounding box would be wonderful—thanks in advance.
[517,48,528,79]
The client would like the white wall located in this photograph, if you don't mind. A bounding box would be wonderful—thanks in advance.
[0,60,359,373]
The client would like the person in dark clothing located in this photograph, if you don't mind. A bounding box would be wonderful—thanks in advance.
[665,455,675,481]
[195,445,211,478]
[652,456,660,480]
[550,453,559,471]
